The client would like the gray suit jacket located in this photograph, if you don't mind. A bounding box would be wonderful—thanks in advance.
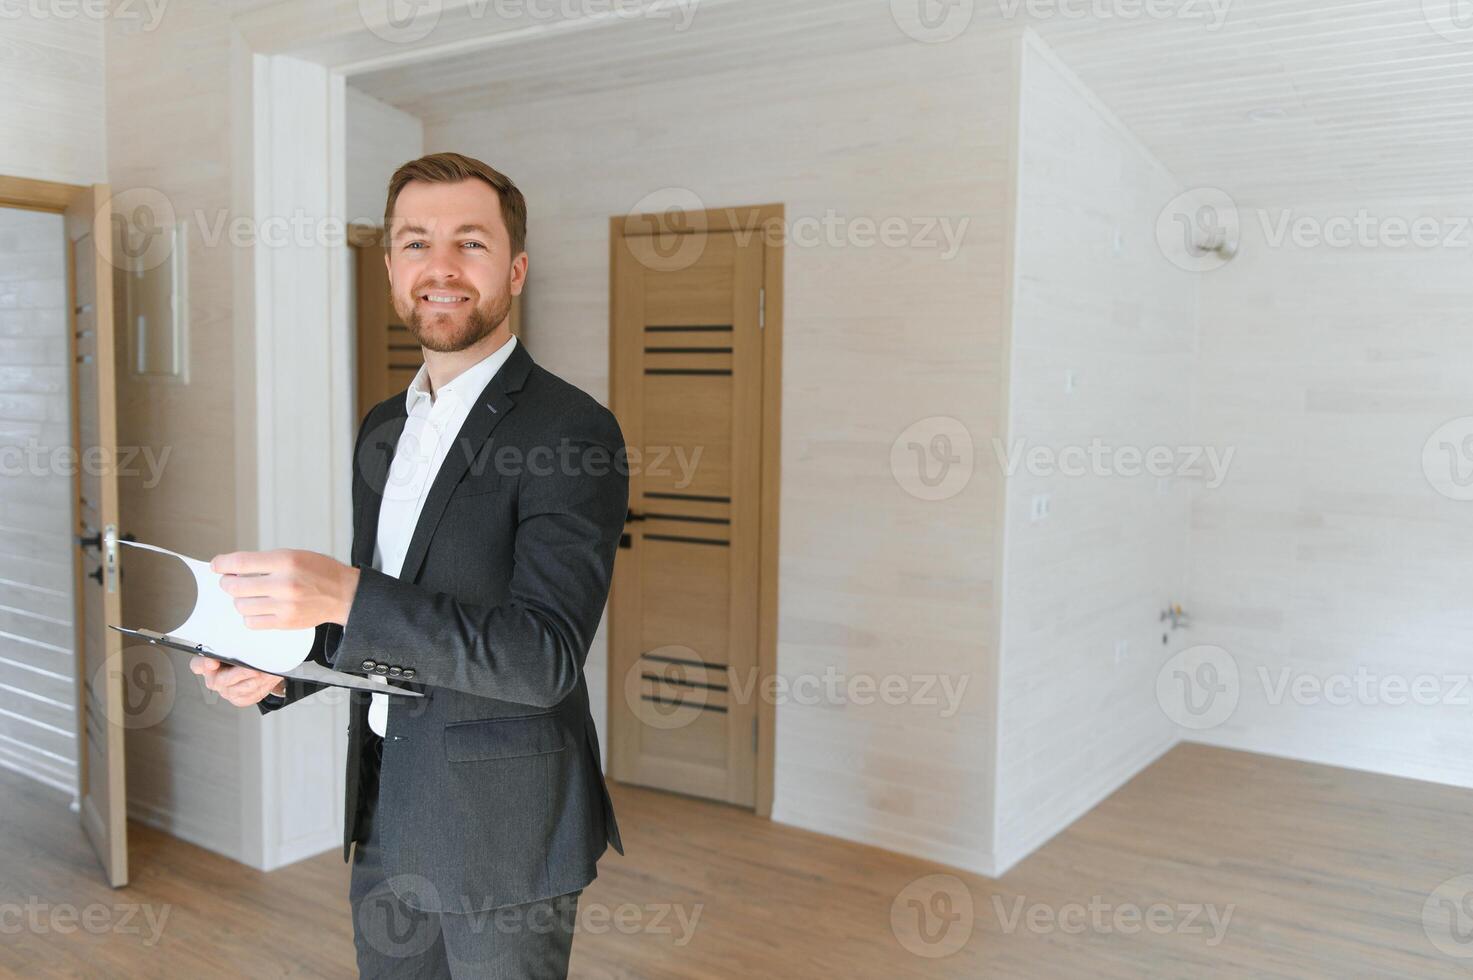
[259,339,626,913]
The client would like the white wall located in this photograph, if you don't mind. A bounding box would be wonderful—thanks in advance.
[0,207,77,795]
[1185,195,1473,788]
[345,87,423,227]
[0,9,107,185]
[992,34,1198,872]
[419,16,1023,873]
[102,1,261,860]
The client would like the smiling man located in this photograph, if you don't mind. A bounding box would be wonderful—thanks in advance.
[189,152,627,979]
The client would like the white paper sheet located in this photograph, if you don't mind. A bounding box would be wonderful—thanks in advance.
[120,539,316,674]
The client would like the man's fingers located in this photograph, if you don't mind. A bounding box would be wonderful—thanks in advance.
[189,657,221,676]
[211,549,286,577]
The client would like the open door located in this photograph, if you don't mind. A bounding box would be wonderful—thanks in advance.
[66,184,127,888]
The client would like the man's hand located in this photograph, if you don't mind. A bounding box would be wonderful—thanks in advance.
[190,657,286,706]
[211,549,361,631]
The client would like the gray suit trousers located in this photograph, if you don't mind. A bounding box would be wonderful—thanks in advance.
[349,735,581,979]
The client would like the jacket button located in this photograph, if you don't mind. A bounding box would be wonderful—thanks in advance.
[374,664,389,674]
[402,668,416,680]
[387,666,402,676]
[361,659,376,671]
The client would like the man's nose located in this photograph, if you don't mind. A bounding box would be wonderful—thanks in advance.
[422,246,465,283]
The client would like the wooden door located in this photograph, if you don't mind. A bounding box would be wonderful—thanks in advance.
[608,206,781,808]
[352,225,521,420]
[67,185,127,887]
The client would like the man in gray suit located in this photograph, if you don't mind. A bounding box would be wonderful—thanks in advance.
[191,152,626,978]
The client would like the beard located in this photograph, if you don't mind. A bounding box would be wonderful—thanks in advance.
[393,280,513,353]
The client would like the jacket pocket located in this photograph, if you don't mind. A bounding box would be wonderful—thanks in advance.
[449,469,505,498]
[443,712,566,762]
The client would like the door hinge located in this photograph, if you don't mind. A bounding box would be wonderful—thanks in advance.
[758,287,765,330]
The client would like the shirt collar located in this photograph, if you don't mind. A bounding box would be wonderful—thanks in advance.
[404,334,518,416]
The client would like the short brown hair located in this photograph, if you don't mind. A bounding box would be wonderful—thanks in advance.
[384,151,527,255]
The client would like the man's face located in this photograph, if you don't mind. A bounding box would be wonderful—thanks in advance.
[384,178,526,353]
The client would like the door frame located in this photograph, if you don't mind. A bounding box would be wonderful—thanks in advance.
[0,173,127,884]
[606,204,784,817]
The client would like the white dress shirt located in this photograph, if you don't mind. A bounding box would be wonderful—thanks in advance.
[365,334,518,736]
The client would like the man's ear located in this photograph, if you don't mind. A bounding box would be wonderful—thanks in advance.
[510,251,528,296]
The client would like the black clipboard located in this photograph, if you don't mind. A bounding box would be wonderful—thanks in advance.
[109,625,424,697]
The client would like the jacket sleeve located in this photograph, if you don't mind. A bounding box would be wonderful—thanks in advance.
[329,405,628,709]
[255,622,342,716]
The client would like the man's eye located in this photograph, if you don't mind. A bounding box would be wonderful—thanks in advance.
[462,241,485,249]
[405,242,424,249]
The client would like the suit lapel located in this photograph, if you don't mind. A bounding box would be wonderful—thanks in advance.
[395,340,533,584]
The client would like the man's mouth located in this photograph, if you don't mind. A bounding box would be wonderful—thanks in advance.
[418,291,471,306]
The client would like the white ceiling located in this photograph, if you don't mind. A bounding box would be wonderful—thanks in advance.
[346,0,1473,205]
